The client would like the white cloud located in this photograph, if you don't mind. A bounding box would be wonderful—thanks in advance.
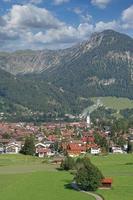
[73,7,83,15]
[0,29,19,41]
[53,0,70,5]
[122,5,133,29]
[95,20,119,32]
[73,7,92,23]
[81,14,92,23]
[91,0,111,9]
[0,3,132,51]
[27,23,94,45]
[5,4,64,29]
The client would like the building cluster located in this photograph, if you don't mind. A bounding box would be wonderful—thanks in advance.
[0,121,132,157]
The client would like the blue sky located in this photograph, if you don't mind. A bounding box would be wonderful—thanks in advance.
[0,0,133,51]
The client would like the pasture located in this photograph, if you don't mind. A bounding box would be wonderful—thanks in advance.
[92,96,133,110]
[0,154,133,200]
[0,154,94,200]
[91,154,133,200]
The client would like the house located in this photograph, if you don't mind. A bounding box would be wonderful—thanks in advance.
[5,142,21,154]
[0,143,4,154]
[35,142,55,157]
[35,143,46,153]
[101,178,113,188]
[82,136,95,144]
[112,146,123,154]
[35,142,51,149]
[66,143,86,157]
[37,148,52,158]
[43,141,54,148]
[91,147,101,155]
[47,135,57,142]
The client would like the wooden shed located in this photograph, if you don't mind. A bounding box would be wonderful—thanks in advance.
[101,178,113,188]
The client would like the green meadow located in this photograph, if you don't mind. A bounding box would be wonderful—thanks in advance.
[91,96,133,118]
[0,154,94,200]
[92,96,133,110]
[0,154,133,200]
[91,154,133,200]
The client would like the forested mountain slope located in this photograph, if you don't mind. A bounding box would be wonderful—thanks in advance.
[0,30,133,118]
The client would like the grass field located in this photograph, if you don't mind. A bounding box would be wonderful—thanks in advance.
[91,96,133,118]
[92,96,133,110]
[91,154,133,200]
[0,154,94,200]
[0,154,133,200]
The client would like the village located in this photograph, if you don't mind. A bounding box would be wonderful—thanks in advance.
[0,115,132,158]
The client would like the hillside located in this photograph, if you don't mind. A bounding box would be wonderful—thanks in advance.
[42,30,133,99]
[0,68,91,119]
[0,30,133,120]
[0,68,67,114]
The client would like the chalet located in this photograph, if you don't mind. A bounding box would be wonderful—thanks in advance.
[91,147,101,155]
[44,141,54,147]
[47,135,57,142]
[5,142,21,154]
[112,146,123,154]
[101,178,113,189]
[37,148,52,158]
[35,143,46,157]
[35,142,55,157]
[66,143,86,157]
[35,141,54,149]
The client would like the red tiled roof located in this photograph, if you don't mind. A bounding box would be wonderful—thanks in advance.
[82,136,94,143]
[101,178,113,184]
[37,148,50,153]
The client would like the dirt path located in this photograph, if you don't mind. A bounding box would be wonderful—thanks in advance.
[71,182,104,200]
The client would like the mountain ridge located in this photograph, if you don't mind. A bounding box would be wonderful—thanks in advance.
[0,30,133,119]
[0,30,132,75]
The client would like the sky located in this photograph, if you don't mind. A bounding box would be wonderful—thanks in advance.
[0,0,133,51]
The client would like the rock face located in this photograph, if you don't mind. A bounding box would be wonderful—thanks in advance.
[0,30,133,76]
[0,30,133,116]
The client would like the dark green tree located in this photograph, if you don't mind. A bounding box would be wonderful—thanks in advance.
[20,135,35,156]
[74,156,104,191]
[60,156,75,170]
[127,140,133,153]
[117,136,126,148]
[94,132,108,152]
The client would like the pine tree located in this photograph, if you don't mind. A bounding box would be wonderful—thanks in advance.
[21,135,35,156]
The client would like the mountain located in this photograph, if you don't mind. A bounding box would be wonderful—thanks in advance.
[0,30,133,120]
[42,30,133,99]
